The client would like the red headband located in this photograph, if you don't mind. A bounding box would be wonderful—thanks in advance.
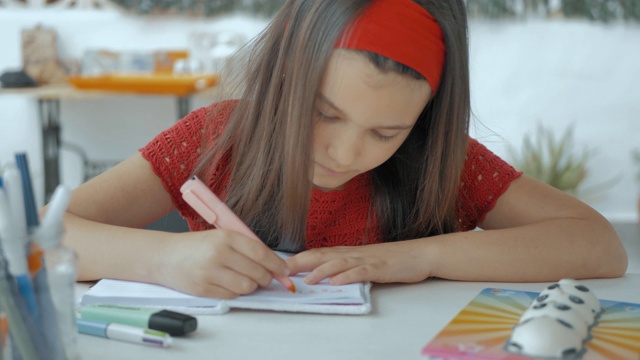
[337,0,446,93]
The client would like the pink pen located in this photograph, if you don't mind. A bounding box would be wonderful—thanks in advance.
[180,176,296,293]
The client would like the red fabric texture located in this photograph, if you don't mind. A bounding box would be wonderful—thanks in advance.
[140,102,522,249]
[337,0,446,92]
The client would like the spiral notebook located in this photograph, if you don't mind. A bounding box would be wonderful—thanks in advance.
[80,276,372,315]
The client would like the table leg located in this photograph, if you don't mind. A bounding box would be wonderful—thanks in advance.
[177,96,191,120]
[38,98,61,203]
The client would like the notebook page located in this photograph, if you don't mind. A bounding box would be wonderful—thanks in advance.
[236,276,365,305]
[81,276,366,307]
[81,279,223,307]
[81,251,367,309]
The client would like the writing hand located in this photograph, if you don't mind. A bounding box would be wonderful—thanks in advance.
[285,241,433,286]
[158,229,290,299]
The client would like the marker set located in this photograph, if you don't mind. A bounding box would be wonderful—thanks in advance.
[76,304,198,348]
[0,153,199,356]
[0,153,78,359]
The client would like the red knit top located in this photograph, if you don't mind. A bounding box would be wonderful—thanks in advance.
[140,101,522,249]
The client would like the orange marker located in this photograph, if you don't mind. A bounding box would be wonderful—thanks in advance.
[180,176,296,293]
[27,243,44,278]
[0,314,7,347]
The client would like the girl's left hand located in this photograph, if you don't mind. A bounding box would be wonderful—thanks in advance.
[285,241,433,285]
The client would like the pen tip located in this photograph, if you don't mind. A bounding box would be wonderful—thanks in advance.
[288,284,296,293]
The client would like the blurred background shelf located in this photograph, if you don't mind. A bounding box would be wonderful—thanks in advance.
[67,73,219,97]
[0,79,218,201]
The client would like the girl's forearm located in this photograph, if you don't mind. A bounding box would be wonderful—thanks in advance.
[422,217,627,282]
[62,212,175,284]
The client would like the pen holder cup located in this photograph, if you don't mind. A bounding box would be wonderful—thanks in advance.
[43,244,80,360]
[1,240,80,360]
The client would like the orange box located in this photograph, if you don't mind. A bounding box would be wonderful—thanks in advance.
[153,50,189,74]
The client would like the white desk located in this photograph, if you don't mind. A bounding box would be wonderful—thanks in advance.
[72,221,639,358]
[74,274,640,360]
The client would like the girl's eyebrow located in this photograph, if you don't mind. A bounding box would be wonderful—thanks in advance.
[318,92,344,114]
[317,92,414,130]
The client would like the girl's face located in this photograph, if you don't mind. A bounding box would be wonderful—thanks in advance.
[312,50,432,191]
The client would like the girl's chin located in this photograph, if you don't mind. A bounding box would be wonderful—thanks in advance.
[312,182,346,192]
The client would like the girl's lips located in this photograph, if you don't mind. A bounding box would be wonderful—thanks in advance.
[317,163,344,177]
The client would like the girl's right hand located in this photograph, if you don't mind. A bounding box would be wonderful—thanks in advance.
[156,229,290,299]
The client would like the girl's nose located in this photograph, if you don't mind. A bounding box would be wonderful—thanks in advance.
[326,131,360,168]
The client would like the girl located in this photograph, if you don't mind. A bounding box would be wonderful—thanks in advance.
[62,0,627,299]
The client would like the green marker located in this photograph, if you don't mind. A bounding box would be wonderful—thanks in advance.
[79,304,197,336]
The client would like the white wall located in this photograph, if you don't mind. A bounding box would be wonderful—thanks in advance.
[468,20,640,222]
[1,8,638,221]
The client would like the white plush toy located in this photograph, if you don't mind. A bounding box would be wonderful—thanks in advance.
[506,316,584,359]
[504,279,602,360]
[534,279,602,325]
[519,301,590,339]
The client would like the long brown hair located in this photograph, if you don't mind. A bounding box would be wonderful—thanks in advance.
[194,0,470,252]
[373,0,470,240]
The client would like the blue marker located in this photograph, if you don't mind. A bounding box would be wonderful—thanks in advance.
[0,247,44,359]
[0,180,38,317]
[14,153,40,230]
[14,155,67,360]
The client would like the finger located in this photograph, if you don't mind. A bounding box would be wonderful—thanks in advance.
[221,250,275,288]
[178,269,242,299]
[285,254,314,275]
[286,249,336,275]
[187,282,239,300]
[229,234,290,277]
[204,267,261,296]
[303,256,363,285]
[327,264,383,286]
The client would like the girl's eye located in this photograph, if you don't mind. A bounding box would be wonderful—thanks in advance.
[315,110,339,122]
[373,131,399,142]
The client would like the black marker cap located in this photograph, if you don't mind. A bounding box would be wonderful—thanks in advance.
[148,310,198,336]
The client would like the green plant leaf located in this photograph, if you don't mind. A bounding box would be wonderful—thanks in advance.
[507,123,617,198]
